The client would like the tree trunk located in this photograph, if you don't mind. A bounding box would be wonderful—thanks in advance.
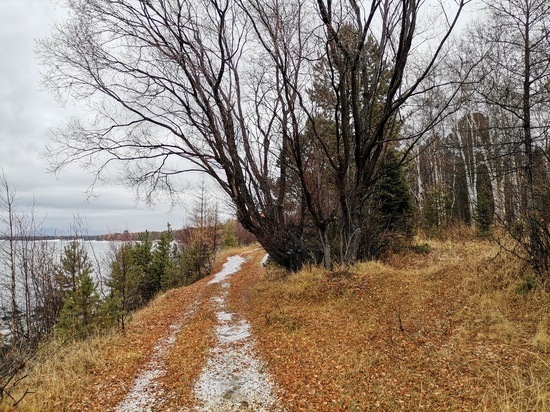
[254,229,308,272]
[318,228,333,270]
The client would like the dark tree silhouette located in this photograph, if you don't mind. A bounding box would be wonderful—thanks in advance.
[39,0,467,270]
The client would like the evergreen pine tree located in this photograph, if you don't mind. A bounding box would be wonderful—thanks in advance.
[55,242,100,338]
[475,163,494,235]
[221,220,239,248]
[361,148,414,258]
[131,232,156,303]
[56,240,93,293]
[153,226,181,291]
[106,242,142,330]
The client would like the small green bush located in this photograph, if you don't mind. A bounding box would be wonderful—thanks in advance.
[516,275,537,295]
[410,243,431,254]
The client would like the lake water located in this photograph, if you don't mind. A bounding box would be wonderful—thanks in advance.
[0,239,116,325]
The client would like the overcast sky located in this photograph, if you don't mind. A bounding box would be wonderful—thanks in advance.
[0,0,221,235]
[0,0,481,236]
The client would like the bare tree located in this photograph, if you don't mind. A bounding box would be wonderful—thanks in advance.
[0,175,63,342]
[0,175,62,405]
[39,0,310,270]
[459,0,550,275]
[234,0,469,264]
[0,172,21,338]
[39,0,467,269]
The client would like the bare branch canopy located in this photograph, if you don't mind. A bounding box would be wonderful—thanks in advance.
[39,0,467,270]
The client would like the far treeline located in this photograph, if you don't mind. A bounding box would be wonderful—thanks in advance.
[96,223,255,244]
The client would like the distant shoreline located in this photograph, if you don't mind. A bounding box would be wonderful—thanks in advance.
[0,229,179,242]
[0,235,102,241]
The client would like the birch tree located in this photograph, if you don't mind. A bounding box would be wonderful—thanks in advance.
[0,173,20,337]
[467,0,550,275]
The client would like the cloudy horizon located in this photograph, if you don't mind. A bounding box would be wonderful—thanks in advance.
[0,0,227,236]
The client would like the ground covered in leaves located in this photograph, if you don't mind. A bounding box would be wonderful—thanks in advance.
[232,239,550,411]
[4,239,550,411]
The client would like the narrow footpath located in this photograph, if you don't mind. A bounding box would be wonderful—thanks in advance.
[111,251,282,412]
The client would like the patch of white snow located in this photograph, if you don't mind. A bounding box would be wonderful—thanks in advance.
[208,256,246,284]
[194,255,282,411]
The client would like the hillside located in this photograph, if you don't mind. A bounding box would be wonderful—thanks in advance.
[4,237,550,411]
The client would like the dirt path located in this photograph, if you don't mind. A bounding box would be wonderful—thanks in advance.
[113,253,282,412]
[194,255,281,411]
[116,302,199,412]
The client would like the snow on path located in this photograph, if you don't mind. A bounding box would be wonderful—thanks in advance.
[208,256,246,284]
[194,255,282,412]
[115,301,199,412]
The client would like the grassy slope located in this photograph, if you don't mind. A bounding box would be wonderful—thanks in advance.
[231,238,550,411]
[4,241,550,411]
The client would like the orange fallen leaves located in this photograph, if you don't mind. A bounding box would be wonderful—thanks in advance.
[8,241,550,412]
[229,242,547,411]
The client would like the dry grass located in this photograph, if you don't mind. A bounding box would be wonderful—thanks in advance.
[0,271,222,411]
[233,237,550,411]
[4,239,550,411]
[0,334,125,412]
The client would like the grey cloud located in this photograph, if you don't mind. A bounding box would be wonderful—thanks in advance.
[0,0,190,234]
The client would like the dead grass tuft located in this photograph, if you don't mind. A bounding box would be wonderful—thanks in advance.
[263,260,291,282]
[232,235,550,411]
[0,331,131,412]
[532,316,550,351]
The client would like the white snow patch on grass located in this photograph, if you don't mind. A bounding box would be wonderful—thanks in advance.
[195,341,280,412]
[208,256,246,284]
[216,320,251,343]
[217,310,233,323]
